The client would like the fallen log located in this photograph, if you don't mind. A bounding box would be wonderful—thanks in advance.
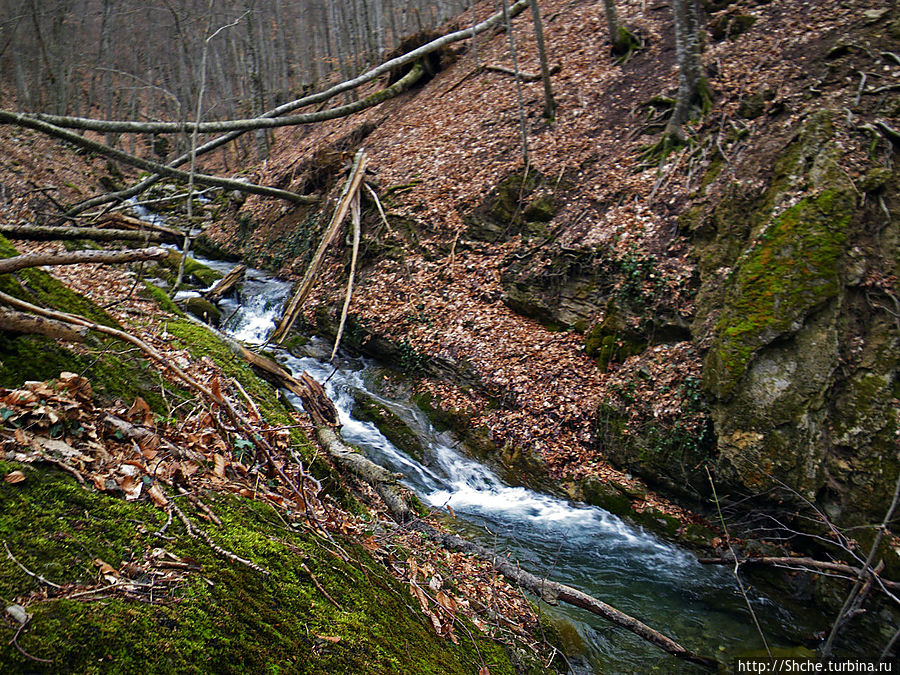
[330,190,361,361]
[698,556,900,592]
[271,149,369,343]
[0,110,318,206]
[0,247,168,275]
[0,306,88,341]
[204,264,246,302]
[484,62,561,82]
[0,223,177,245]
[98,212,185,240]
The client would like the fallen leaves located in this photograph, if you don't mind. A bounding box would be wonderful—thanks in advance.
[3,470,25,484]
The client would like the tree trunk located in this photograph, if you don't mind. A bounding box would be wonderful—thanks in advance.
[664,0,706,142]
[0,306,88,342]
[528,0,556,120]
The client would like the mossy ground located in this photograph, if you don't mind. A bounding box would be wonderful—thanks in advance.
[0,461,515,674]
[0,235,186,413]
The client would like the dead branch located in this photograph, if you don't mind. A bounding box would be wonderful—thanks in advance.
[484,62,560,82]
[204,264,246,303]
[0,306,88,341]
[0,246,167,275]
[3,541,62,589]
[97,212,184,239]
[697,556,900,592]
[330,189,361,361]
[272,149,369,343]
[0,110,318,206]
[171,501,269,575]
[413,522,716,667]
[21,62,425,136]
[0,223,177,244]
[301,561,344,609]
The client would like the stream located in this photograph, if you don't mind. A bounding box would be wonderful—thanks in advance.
[172,247,814,673]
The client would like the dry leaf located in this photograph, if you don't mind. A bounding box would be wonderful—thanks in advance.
[128,396,151,421]
[147,483,168,507]
[210,377,223,403]
[4,470,25,484]
[14,428,26,445]
[436,590,458,613]
[93,558,118,577]
[213,454,227,478]
[314,635,341,643]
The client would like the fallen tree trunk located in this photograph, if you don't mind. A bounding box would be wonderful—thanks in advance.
[330,190,361,361]
[0,247,168,276]
[413,522,716,667]
[97,212,185,240]
[271,149,368,344]
[0,223,177,245]
[0,110,318,206]
[484,62,560,82]
[204,264,246,303]
[0,306,88,341]
[24,61,427,135]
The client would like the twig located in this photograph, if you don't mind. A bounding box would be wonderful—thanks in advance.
[364,182,395,235]
[153,508,174,537]
[10,615,54,664]
[3,541,62,589]
[172,501,269,575]
[706,466,772,658]
[301,561,343,609]
[330,188,361,361]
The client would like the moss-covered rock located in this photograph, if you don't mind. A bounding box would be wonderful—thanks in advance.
[352,391,427,463]
[464,169,556,242]
[152,250,223,289]
[578,476,634,517]
[182,296,222,326]
[692,111,900,527]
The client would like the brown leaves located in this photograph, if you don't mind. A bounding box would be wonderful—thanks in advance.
[4,470,26,484]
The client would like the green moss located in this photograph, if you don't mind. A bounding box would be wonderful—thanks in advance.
[155,251,223,289]
[705,187,855,399]
[0,235,117,329]
[352,392,426,463]
[0,235,182,412]
[140,281,184,316]
[183,296,222,326]
[0,462,517,673]
[164,319,299,438]
[413,392,497,459]
[578,476,634,517]
[522,193,556,222]
[584,307,647,371]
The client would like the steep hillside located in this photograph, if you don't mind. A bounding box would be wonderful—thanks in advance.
[208,0,900,548]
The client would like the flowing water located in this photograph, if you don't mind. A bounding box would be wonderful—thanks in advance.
[178,249,813,673]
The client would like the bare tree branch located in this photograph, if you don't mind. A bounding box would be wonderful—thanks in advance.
[0,246,167,275]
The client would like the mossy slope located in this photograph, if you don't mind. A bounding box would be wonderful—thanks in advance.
[0,461,514,674]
